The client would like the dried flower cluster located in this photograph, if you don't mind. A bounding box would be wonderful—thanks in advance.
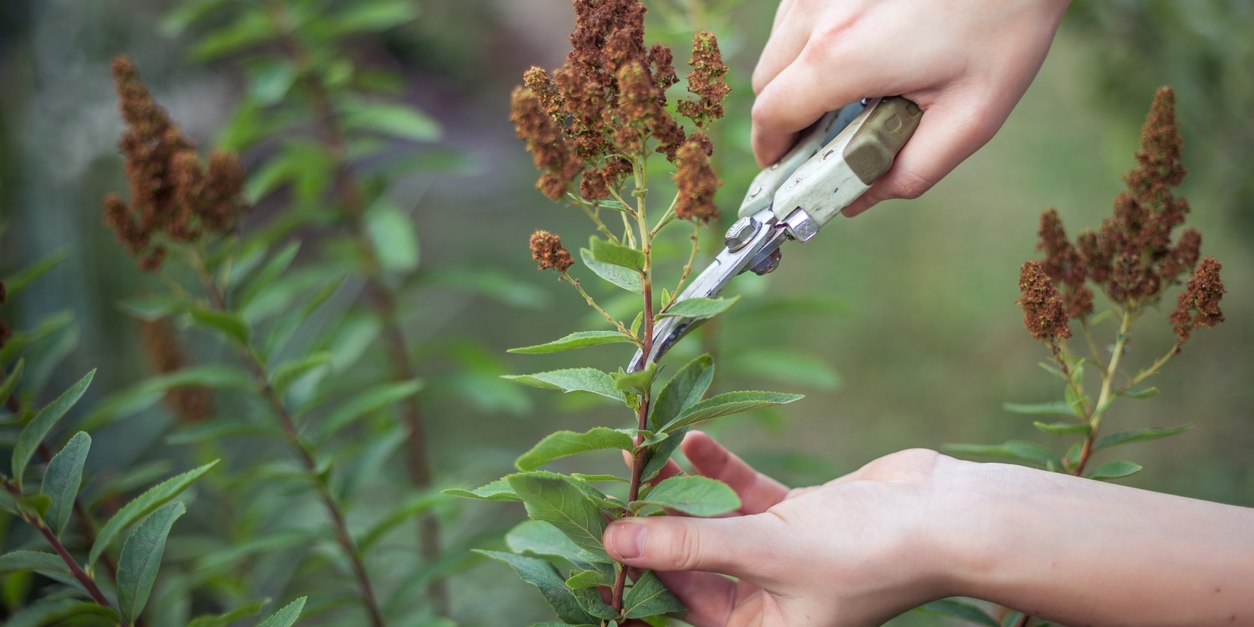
[509,0,728,221]
[1017,261,1072,343]
[1169,257,1226,343]
[530,230,574,272]
[0,281,9,350]
[138,318,211,422]
[1019,86,1224,345]
[103,55,249,270]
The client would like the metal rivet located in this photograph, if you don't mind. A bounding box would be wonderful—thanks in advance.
[724,216,761,251]
[823,150,834,160]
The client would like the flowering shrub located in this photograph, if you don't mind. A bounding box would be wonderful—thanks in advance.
[940,86,1227,627]
[449,1,805,624]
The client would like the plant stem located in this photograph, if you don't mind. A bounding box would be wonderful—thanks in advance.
[1073,309,1134,477]
[670,222,701,305]
[1,479,119,622]
[191,257,388,627]
[561,273,638,341]
[1079,317,1105,368]
[265,4,447,612]
[612,158,656,615]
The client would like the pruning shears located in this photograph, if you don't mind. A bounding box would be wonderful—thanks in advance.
[628,97,922,372]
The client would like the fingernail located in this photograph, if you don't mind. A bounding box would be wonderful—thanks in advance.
[609,521,647,560]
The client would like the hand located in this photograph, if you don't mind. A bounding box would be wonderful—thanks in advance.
[751,0,1072,216]
[606,433,962,627]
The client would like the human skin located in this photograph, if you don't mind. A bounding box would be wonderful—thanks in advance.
[605,431,1254,627]
[750,0,1073,216]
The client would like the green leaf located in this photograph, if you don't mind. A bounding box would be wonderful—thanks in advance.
[580,248,642,293]
[189,308,251,346]
[915,599,1000,627]
[90,460,218,567]
[509,330,636,354]
[270,352,332,398]
[191,11,275,61]
[442,478,521,502]
[256,596,307,627]
[41,432,91,536]
[186,598,270,627]
[572,474,628,483]
[943,441,1062,470]
[631,475,740,516]
[0,358,23,408]
[566,569,614,589]
[475,550,596,625]
[1085,460,1143,480]
[502,368,624,402]
[590,237,645,273]
[650,354,714,431]
[238,241,300,307]
[516,428,635,471]
[12,369,95,487]
[117,501,185,623]
[1,248,69,297]
[357,491,447,551]
[83,365,254,430]
[160,0,230,36]
[506,520,615,582]
[507,472,610,559]
[317,379,424,441]
[341,101,442,142]
[642,429,685,483]
[661,390,804,432]
[657,295,740,320]
[612,362,657,394]
[4,599,119,627]
[1032,421,1092,436]
[1093,425,1191,451]
[623,570,685,619]
[1118,386,1159,399]
[116,294,187,320]
[574,587,618,620]
[0,551,69,576]
[330,0,420,33]
[366,201,420,273]
[249,60,296,106]
[1002,401,1078,417]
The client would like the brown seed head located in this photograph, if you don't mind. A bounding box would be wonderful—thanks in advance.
[138,318,211,423]
[1035,208,1093,320]
[1170,257,1225,344]
[677,31,730,128]
[104,55,249,270]
[1017,260,1072,343]
[530,230,575,272]
[673,138,722,223]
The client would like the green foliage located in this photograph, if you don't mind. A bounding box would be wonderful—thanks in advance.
[41,432,91,536]
[117,501,185,622]
[630,475,740,516]
[11,369,95,488]
[515,428,636,471]
[509,331,638,354]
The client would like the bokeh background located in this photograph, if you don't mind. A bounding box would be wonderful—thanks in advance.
[1,0,1251,624]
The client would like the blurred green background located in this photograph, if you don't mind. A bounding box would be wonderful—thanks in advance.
[1,0,1251,624]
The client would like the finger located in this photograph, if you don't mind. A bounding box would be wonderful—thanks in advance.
[841,94,998,217]
[603,514,782,584]
[751,0,811,95]
[682,431,789,514]
[654,570,739,627]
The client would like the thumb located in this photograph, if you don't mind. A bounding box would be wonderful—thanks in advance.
[603,514,781,584]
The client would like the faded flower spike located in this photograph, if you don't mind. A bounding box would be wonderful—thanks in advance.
[1017,260,1071,343]
[529,230,574,272]
[1170,257,1225,344]
[1037,208,1093,319]
[677,31,730,128]
[103,55,249,270]
[673,138,722,223]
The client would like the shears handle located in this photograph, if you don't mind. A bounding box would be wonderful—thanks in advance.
[739,97,922,236]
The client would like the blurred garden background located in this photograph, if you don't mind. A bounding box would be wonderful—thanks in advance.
[1,0,1251,625]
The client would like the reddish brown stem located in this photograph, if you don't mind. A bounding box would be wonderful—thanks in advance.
[193,266,387,627]
[2,479,119,622]
[265,5,446,611]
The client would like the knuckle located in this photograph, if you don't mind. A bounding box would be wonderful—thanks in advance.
[750,99,774,132]
[888,170,934,200]
[667,523,706,571]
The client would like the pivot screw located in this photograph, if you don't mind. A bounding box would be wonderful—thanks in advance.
[724,215,761,251]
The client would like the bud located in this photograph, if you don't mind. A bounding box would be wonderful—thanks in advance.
[1017,260,1071,342]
